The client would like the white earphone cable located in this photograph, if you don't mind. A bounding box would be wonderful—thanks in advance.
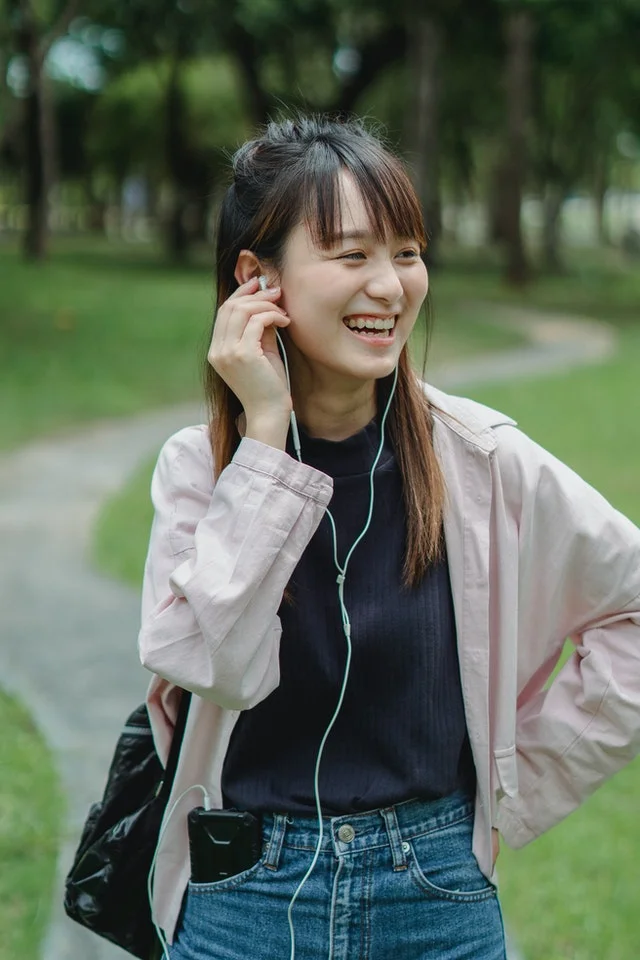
[149,783,211,959]
[276,321,398,960]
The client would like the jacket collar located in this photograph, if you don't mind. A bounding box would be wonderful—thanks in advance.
[235,382,517,455]
[423,382,517,456]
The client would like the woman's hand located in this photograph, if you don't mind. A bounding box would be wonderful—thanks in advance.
[208,277,293,423]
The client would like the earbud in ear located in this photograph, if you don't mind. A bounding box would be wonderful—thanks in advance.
[258,275,268,291]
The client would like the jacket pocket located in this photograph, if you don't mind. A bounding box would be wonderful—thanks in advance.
[494,745,518,799]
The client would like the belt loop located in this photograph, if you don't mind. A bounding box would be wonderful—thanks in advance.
[380,806,408,872]
[263,814,287,871]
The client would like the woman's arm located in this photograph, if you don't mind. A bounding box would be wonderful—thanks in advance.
[138,425,333,709]
[495,426,640,845]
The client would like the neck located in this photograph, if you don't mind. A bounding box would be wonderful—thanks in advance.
[293,384,377,441]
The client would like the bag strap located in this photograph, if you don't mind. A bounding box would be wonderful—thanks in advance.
[159,688,192,800]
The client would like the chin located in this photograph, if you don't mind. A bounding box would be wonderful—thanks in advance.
[349,359,400,382]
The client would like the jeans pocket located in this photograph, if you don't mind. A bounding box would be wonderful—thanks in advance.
[187,852,267,895]
[407,813,497,903]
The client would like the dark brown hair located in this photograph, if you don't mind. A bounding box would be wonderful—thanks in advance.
[205,116,445,591]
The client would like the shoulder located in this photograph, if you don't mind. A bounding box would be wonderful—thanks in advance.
[152,424,213,501]
[423,382,517,455]
[422,380,582,499]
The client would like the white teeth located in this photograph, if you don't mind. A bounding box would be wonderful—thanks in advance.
[344,317,395,331]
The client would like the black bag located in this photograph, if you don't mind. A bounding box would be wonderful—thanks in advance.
[64,690,191,959]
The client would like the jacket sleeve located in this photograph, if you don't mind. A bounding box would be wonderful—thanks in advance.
[138,426,333,710]
[494,425,640,846]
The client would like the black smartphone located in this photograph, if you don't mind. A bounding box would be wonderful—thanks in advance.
[187,808,262,883]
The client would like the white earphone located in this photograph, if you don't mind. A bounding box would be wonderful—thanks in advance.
[258,274,399,960]
[258,274,303,460]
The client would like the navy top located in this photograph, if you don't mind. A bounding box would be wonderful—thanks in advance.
[222,410,475,815]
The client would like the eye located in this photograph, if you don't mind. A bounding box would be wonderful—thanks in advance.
[337,251,366,261]
[397,249,421,260]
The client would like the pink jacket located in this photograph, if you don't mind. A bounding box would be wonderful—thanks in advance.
[139,384,640,944]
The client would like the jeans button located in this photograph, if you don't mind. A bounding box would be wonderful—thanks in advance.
[402,841,410,854]
[338,824,355,843]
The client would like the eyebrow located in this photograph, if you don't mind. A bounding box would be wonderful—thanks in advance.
[332,230,373,242]
[331,230,418,243]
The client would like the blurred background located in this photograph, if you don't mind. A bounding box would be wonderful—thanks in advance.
[1,1,639,959]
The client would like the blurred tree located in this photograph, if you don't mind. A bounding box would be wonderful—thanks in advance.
[88,0,221,259]
[5,0,81,259]
[86,56,250,234]
[533,0,640,266]
[500,0,536,285]
[5,0,638,275]
[406,0,500,267]
[408,8,443,266]
[89,0,408,258]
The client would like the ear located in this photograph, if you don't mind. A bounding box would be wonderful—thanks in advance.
[234,250,263,286]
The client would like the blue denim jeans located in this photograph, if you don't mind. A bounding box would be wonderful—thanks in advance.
[169,791,506,959]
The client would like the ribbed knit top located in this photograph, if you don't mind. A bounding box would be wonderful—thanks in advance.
[221,411,475,815]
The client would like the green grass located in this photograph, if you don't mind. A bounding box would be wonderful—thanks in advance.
[0,690,64,960]
[497,766,640,960]
[0,239,213,451]
[434,242,640,328]
[94,455,157,586]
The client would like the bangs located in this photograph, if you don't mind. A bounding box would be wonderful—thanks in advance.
[301,140,427,252]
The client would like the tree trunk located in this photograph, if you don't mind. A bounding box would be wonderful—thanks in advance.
[227,26,270,127]
[487,158,510,244]
[15,0,79,260]
[20,18,49,260]
[542,185,565,273]
[502,7,535,286]
[408,13,443,268]
[593,152,609,246]
[84,176,107,233]
[164,58,190,262]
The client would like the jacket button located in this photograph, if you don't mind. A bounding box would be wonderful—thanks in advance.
[337,824,355,843]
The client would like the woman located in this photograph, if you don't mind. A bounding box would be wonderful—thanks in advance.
[139,116,640,960]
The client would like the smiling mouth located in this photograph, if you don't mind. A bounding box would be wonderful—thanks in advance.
[342,316,397,339]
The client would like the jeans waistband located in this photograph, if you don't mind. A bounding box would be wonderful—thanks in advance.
[260,791,474,872]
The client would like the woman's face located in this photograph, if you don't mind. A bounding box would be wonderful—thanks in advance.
[276,172,428,391]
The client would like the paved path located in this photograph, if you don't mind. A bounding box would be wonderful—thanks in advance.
[0,308,616,960]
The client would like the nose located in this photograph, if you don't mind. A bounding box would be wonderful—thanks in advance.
[365,259,404,305]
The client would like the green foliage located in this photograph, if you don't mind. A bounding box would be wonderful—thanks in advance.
[235,0,332,35]
[5,0,640,272]
[182,58,252,152]
[530,0,640,201]
[87,55,251,181]
[87,65,165,178]
[0,689,64,960]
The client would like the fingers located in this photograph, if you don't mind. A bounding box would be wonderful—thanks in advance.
[225,277,281,304]
[241,310,291,343]
[226,276,260,299]
[209,310,290,370]
[215,281,283,350]
[491,829,500,870]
